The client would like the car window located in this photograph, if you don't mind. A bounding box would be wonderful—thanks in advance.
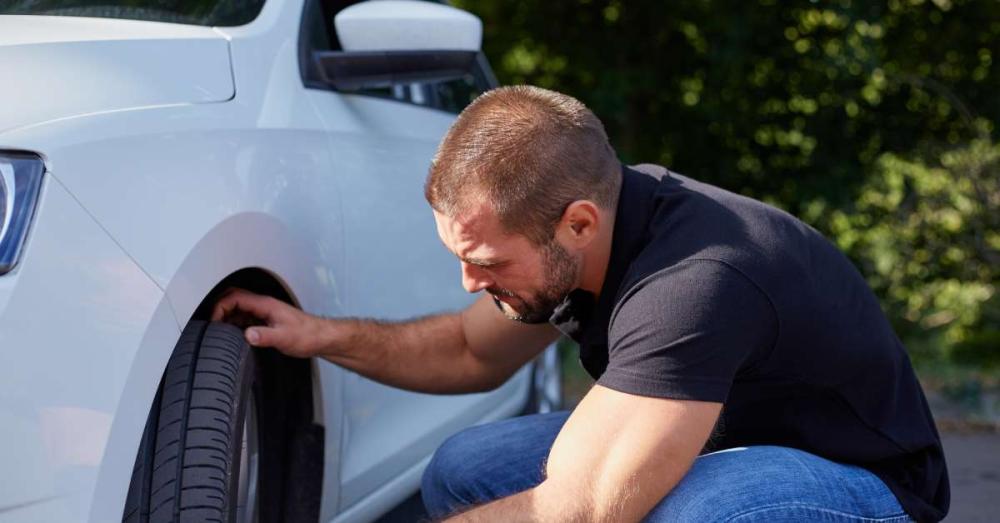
[301,0,497,114]
[0,0,266,27]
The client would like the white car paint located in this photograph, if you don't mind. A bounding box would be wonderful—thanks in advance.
[0,1,540,521]
[0,15,233,135]
[0,175,175,520]
[336,1,482,51]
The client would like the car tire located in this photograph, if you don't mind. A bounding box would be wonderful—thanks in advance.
[123,321,261,523]
[524,344,563,414]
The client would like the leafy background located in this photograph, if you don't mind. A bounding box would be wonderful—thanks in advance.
[455,0,999,407]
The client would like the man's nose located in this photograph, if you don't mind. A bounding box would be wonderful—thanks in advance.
[460,263,492,293]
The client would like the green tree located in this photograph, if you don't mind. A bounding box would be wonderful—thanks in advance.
[459,0,1000,366]
[829,138,999,367]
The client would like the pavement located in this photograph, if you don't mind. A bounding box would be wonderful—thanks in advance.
[939,431,1000,522]
[931,386,1000,521]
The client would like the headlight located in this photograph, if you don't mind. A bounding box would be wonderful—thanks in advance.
[0,152,44,275]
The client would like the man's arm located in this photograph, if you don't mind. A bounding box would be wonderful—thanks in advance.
[211,289,558,393]
[444,384,721,522]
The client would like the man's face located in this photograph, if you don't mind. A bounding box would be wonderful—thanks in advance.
[434,204,580,323]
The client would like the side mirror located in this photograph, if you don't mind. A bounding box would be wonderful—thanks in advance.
[315,0,484,91]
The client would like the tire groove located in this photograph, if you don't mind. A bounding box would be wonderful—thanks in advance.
[190,405,233,416]
[198,357,238,374]
[170,322,208,522]
[192,385,238,396]
[186,425,232,437]
[196,369,237,387]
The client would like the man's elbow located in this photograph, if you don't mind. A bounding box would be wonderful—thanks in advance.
[465,368,513,393]
[458,354,519,393]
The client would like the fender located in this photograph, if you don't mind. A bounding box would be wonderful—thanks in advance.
[88,212,348,522]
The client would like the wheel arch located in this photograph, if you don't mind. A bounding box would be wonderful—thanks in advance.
[155,207,344,430]
[91,262,330,523]
[185,266,327,434]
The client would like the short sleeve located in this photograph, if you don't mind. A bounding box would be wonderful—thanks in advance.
[597,259,777,402]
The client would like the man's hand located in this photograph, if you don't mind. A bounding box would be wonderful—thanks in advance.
[446,385,721,522]
[211,289,326,358]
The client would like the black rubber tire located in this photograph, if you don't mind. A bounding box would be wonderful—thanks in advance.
[123,321,257,523]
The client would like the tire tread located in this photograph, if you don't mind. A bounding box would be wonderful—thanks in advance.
[125,321,252,523]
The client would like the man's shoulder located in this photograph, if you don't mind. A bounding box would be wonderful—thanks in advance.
[628,164,828,285]
[610,258,771,327]
[627,163,671,181]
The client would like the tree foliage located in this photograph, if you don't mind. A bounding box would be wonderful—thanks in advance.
[458,0,1000,366]
[830,140,999,367]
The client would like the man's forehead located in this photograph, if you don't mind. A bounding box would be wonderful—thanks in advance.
[436,201,499,236]
[434,204,513,258]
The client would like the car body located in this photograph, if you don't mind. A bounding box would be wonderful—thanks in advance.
[0,1,559,521]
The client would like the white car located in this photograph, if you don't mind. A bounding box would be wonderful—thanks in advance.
[0,1,562,521]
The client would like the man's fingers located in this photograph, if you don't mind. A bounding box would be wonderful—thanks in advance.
[211,290,241,321]
[213,290,277,323]
[245,325,281,348]
[213,289,305,355]
[211,287,244,321]
[210,302,228,322]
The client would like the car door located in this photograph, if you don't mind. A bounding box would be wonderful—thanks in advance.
[296,0,530,514]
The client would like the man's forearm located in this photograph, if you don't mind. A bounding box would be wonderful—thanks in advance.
[313,313,505,394]
[443,487,545,523]
[441,483,592,523]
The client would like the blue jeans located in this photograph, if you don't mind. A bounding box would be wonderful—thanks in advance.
[422,411,912,522]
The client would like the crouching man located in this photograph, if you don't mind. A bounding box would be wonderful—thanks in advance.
[214,86,948,522]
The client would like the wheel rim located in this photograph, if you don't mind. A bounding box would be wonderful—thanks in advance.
[533,345,563,413]
[236,391,260,523]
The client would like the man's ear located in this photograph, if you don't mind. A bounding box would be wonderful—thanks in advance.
[556,200,601,248]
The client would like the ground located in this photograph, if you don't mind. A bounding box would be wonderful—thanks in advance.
[940,432,1000,522]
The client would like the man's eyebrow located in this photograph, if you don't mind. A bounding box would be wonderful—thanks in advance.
[460,256,501,267]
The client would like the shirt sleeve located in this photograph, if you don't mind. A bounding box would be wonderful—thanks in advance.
[597,259,778,402]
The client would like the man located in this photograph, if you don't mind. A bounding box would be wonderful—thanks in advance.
[213,86,949,521]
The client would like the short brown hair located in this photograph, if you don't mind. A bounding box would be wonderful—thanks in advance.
[425,85,621,244]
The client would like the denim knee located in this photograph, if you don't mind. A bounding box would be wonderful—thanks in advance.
[644,446,908,522]
[421,427,486,519]
[421,413,570,519]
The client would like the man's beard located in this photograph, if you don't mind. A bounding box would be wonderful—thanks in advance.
[489,239,579,324]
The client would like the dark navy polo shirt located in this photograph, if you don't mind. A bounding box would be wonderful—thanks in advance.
[548,164,949,522]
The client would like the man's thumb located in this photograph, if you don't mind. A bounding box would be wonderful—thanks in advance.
[245,327,269,347]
